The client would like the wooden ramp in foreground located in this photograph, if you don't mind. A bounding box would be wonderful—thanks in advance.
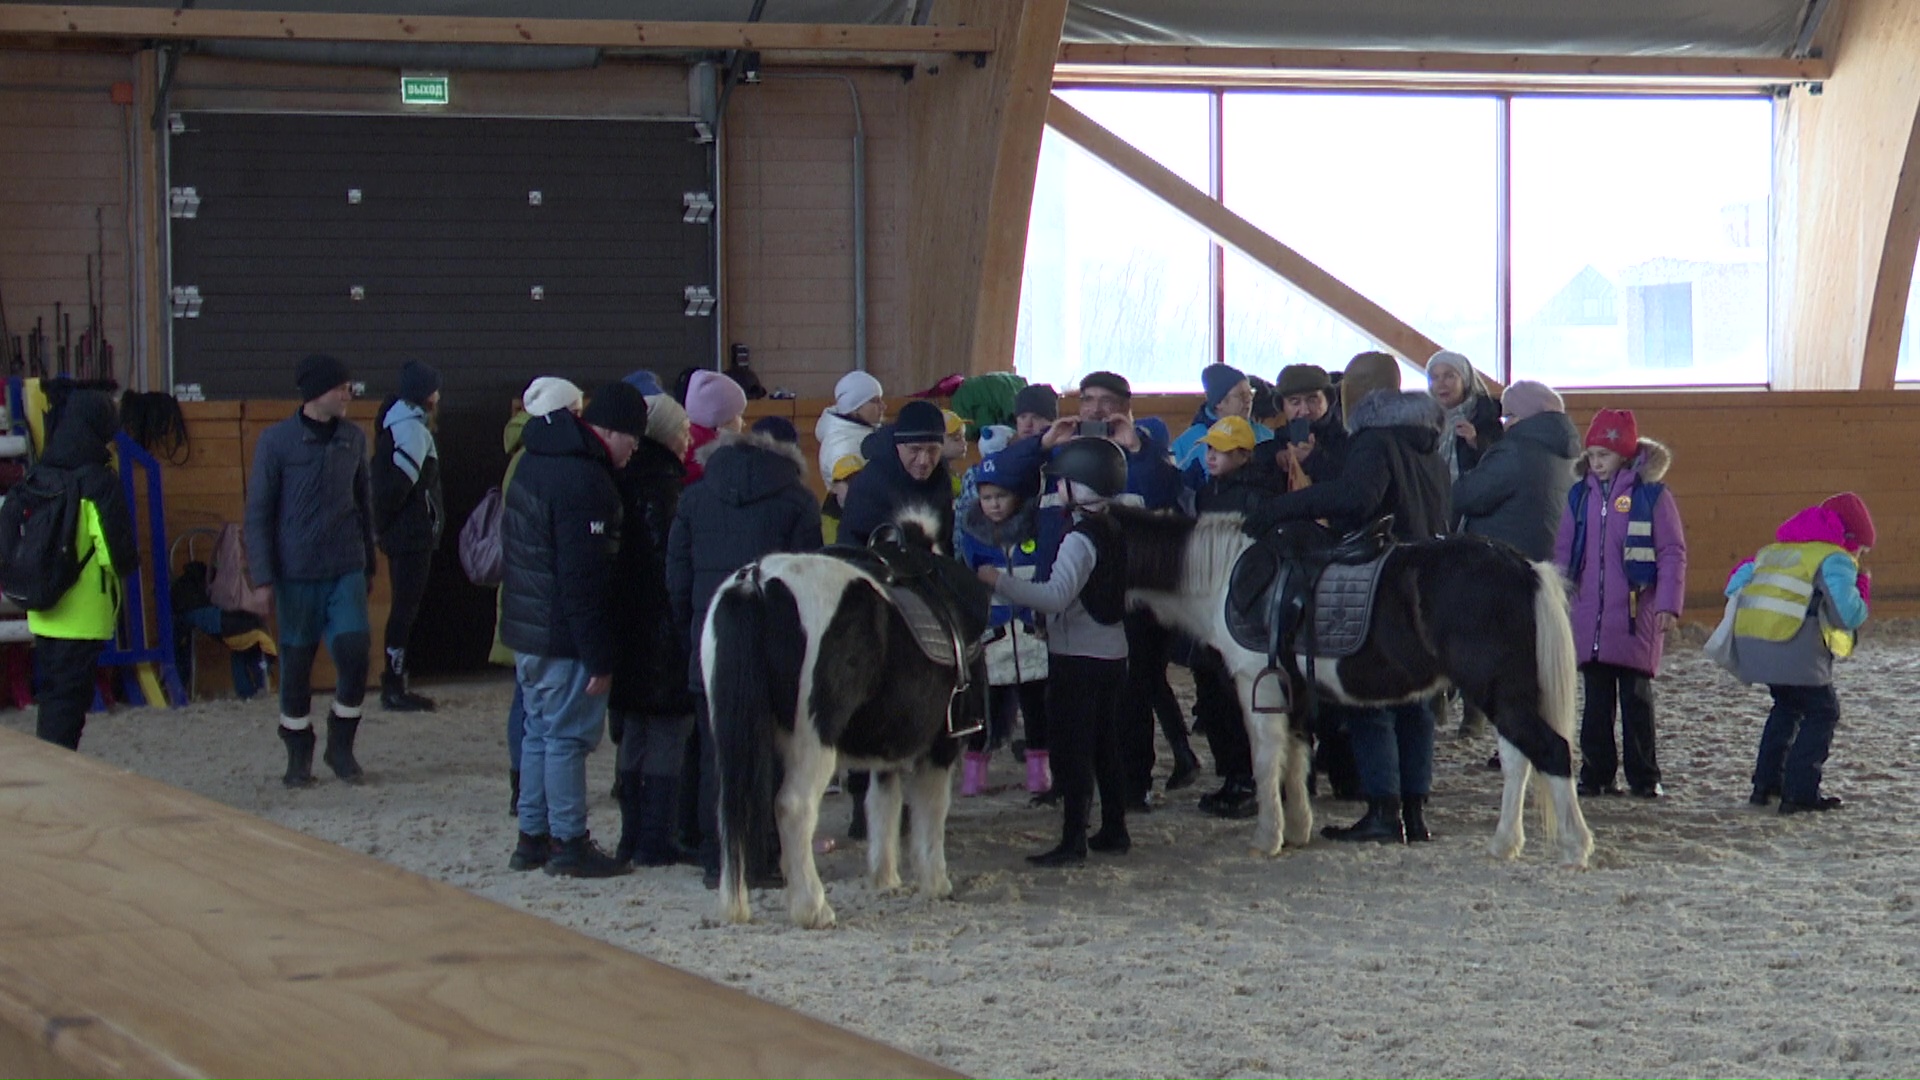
[0,729,961,1079]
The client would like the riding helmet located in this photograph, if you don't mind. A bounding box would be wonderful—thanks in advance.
[1048,436,1128,498]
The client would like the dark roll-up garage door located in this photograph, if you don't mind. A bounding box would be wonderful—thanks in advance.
[169,111,714,674]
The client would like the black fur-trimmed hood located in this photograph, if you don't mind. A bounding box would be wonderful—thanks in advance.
[1348,388,1447,437]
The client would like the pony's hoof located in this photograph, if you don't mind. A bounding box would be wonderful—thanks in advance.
[871,872,904,892]
[1488,835,1524,862]
[793,902,837,930]
[924,874,953,900]
[721,900,752,925]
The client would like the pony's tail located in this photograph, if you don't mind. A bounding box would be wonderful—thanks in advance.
[706,568,786,923]
[1531,560,1578,742]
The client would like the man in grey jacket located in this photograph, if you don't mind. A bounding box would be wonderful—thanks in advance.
[246,354,377,789]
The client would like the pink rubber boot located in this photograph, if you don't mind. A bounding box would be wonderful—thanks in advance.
[1026,750,1052,794]
[960,751,990,797]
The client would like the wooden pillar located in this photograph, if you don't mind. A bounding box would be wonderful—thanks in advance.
[904,0,1068,385]
[1774,0,1920,389]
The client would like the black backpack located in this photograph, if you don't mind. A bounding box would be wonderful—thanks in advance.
[0,470,87,611]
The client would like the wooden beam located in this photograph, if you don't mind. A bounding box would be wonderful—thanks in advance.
[0,5,996,54]
[905,0,1070,385]
[0,730,962,1079]
[1055,43,1829,87]
[1774,0,1920,389]
[1043,92,1445,368]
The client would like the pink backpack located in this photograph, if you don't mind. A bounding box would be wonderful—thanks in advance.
[459,486,505,587]
[207,522,272,618]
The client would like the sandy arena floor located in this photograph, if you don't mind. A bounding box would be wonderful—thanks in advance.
[10,627,1920,1079]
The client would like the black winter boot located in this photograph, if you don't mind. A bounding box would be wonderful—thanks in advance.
[1322,797,1406,843]
[1198,776,1258,819]
[544,833,632,878]
[322,712,364,783]
[1402,794,1433,842]
[278,725,317,788]
[380,671,435,713]
[509,831,550,871]
[1165,747,1201,792]
[1028,796,1090,867]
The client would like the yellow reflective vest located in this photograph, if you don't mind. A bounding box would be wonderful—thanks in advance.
[1732,540,1854,658]
[26,498,122,642]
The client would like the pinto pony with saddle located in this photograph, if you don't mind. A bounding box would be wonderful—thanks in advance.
[703,506,991,928]
[1115,506,1595,868]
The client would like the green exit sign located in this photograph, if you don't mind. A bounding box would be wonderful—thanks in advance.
[400,74,449,106]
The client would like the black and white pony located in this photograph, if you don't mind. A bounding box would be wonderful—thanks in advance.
[702,507,990,928]
[1115,507,1593,868]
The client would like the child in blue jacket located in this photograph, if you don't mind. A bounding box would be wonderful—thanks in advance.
[957,437,1052,798]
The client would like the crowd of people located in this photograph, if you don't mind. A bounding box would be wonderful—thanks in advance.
[9,349,1874,883]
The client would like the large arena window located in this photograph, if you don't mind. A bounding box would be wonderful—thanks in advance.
[1014,87,1775,393]
[1510,97,1772,388]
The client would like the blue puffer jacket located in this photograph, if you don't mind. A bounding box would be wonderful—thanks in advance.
[244,411,375,587]
[957,498,1045,631]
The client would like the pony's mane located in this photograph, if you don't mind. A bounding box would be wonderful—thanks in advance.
[1107,504,1200,593]
[890,502,949,556]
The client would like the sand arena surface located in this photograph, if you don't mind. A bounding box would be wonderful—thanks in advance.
[14,628,1920,1078]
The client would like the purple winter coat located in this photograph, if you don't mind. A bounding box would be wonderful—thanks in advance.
[1552,438,1688,676]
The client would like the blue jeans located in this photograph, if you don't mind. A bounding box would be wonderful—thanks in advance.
[515,655,607,842]
[506,682,526,770]
[1348,701,1435,799]
[1755,684,1839,803]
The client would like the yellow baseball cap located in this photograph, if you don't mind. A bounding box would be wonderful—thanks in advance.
[943,409,968,436]
[1199,415,1256,452]
[830,454,866,482]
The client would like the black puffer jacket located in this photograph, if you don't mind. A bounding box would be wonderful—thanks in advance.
[498,410,622,674]
[1243,389,1451,542]
[839,425,954,548]
[36,391,138,575]
[666,430,823,690]
[609,436,691,717]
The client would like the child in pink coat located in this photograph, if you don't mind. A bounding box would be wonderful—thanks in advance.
[1553,409,1688,799]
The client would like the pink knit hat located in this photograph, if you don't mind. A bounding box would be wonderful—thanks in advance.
[685,369,747,430]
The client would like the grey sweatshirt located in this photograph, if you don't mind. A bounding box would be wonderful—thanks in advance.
[990,530,1128,660]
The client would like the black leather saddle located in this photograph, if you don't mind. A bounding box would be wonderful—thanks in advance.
[1225,517,1395,715]
[824,529,988,737]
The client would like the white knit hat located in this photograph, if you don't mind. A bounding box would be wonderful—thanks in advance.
[834,370,884,415]
[522,377,583,418]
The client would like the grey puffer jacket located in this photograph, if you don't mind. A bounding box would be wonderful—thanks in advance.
[1451,410,1580,560]
[244,411,375,587]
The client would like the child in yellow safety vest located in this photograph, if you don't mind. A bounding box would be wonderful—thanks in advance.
[1722,492,1873,815]
[22,392,139,751]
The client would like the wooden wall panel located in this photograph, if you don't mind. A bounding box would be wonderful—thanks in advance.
[0,50,141,388]
[1774,0,1920,389]
[722,70,911,401]
[905,0,1069,387]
